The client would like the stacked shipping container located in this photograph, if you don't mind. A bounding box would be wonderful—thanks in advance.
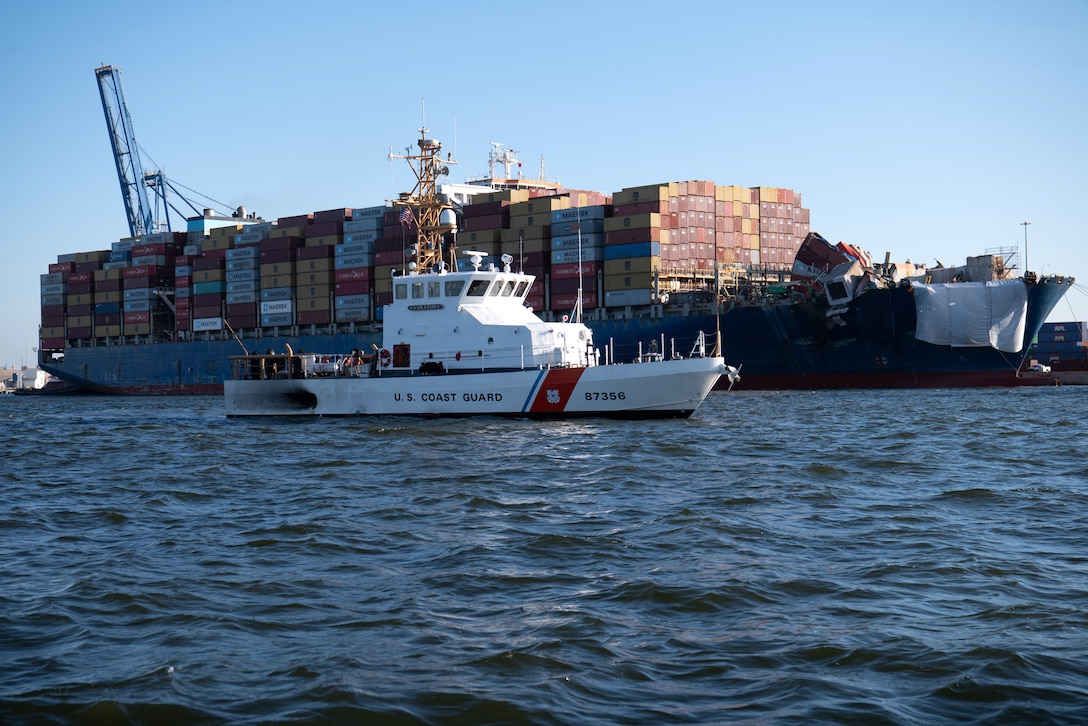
[39,178,809,350]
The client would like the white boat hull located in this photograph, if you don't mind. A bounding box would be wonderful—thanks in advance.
[224,357,728,418]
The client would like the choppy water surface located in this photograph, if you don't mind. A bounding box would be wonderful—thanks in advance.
[2,388,1086,724]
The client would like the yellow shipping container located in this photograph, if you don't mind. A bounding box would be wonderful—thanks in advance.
[295,295,332,311]
[603,271,657,292]
[66,293,92,307]
[603,213,662,233]
[261,275,296,289]
[296,271,334,288]
[94,290,121,304]
[612,182,678,207]
[296,258,334,274]
[741,218,752,235]
[41,326,65,339]
[507,213,551,230]
[604,256,661,277]
[509,196,570,216]
[210,224,243,239]
[94,268,122,281]
[270,226,305,238]
[500,236,548,254]
[500,228,549,245]
[373,276,394,294]
[462,229,502,245]
[124,322,151,335]
[758,186,778,203]
[202,236,234,251]
[74,250,109,264]
[260,262,296,277]
[195,268,225,282]
[466,189,532,205]
[97,325,121,337]
[296,283,333,299]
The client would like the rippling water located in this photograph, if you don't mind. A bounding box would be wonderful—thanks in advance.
[2,388,1087,724]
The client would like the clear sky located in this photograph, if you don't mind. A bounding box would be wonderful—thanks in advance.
[1,0,1085,368]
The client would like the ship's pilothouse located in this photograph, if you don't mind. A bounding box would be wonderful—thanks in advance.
[382,251,598,374]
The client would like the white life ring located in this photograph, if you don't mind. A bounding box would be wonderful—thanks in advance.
[379,349,392,367]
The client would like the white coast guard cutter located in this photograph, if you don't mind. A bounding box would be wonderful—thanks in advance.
[223,127,737,418]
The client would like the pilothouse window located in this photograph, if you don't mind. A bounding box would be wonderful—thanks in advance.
[500,280,515,297]
[514,280,529,297]
[466,279,489,296]
[488,280,502,296]
[444,280,465,297]
[395,284,408,300]
[428,281,441,298]
[411,283,424,299]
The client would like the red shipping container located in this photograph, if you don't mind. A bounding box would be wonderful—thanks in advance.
[277,214,313,228]
[551,261,602,279]
[68,304,93,316]
[175,276,192,288]
[306,221,342,237]
[549,292,598,310]
[260,236,303,251]
[226,303,255,317]
[175,297,191,310]
[67,326,92,339]
[49,262,75,274]
[40,337,66,349]
[123,311,151,324]
[67,281,93,294]
[334,279,371,296]
[68,271,93,284]
[194,255,226,271]
[313,208,352,224]
[296,245,335,261]
[260,248,294,264]
[74,261,103,273]
[192,293,223,308]
[297,310,332,325]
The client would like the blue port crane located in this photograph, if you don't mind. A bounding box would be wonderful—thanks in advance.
[96,64,235,237]
[95,64,162,237]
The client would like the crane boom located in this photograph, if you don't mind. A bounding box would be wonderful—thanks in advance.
[95,64,157,238]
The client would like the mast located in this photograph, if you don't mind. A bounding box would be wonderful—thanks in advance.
[388,126,458,273]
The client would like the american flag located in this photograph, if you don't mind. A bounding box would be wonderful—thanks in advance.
[399,207,413,226]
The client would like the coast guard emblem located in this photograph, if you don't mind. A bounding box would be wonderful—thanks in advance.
[546,389,560,404]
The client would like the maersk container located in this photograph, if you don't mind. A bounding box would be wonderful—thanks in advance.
[551,247,603,265]
[226,280,259,294]
[227,292,258,304]
[227,245,261,260]
[335,308,371,323]
[227,257,258,271]
[336,241,375,257]
[193,317,224,331]
[551,205,607,223]
[343,230,381,245]
[123,287,155,301]
[261,312,293,327]
[226,269,259,282]
[350,205,387,221]
[551,233,604,251]
[260,299,293,315]
[335,253,374,269]
[260,287,293,302]
[335,294,370,310]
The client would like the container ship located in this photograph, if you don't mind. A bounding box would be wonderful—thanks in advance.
[35,178,1072,393]
[35,118,1073,393]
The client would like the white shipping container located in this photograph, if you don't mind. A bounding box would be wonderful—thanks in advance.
[40,273,64,285]
[260,287,293,302]
[604,289,654,307]
[261,299,294,315]
[350,205,387,221]
[335,294,370,310]
[193,317,224,331]
[335,308,371,323]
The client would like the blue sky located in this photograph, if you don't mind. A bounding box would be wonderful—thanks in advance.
[1,0,1085,368]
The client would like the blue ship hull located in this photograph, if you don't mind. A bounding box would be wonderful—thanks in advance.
[40,277,1073,393]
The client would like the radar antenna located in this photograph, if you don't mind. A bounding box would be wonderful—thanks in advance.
[389,126,459,273]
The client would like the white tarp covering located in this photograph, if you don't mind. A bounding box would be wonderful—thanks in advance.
[913,280,1027,352]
